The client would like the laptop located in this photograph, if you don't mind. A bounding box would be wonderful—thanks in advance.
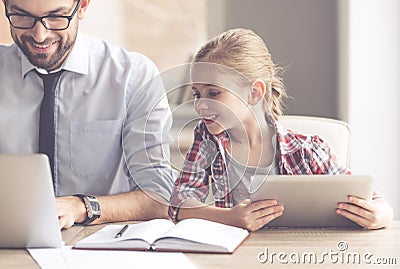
[249,174,374,228]
[0,154,63,248]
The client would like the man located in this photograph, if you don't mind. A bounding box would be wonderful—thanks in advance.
[0,0,175,228]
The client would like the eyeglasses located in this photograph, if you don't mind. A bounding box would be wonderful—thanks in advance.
[5,0,81,31]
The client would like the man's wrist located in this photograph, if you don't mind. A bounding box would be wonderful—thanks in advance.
[74,196,87,223]
[73,194,101,225]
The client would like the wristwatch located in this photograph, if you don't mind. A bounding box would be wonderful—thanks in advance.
[73,194,101,225]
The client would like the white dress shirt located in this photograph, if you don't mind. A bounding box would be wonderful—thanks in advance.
[0,32,174,199]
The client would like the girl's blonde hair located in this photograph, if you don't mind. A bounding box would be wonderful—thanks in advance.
[192,28,286,120]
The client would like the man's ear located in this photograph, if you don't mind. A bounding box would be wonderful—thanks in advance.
[248,79,267,106]
[77,0,91,20]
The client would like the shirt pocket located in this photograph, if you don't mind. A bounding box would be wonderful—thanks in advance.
[70,119,123,178]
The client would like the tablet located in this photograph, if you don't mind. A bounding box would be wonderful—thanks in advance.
[249,175,374,228]
[0,154,63,248]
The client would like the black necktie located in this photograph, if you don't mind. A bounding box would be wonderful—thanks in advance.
[36,70,64,181]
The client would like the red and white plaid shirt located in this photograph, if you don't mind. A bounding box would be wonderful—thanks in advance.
[168,118,350,222]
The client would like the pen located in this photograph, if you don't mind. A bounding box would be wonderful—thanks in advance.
[115,224,129,238]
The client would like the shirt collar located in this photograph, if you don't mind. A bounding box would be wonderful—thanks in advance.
[21,31,89,78]
[274,116,305,156]
[62,31,89,75]
[21,51,35,78]
[262,112,302,156]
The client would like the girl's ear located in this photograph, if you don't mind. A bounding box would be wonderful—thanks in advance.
[248,79,267,106]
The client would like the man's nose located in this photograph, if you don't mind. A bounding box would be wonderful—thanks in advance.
[30,20,51,43]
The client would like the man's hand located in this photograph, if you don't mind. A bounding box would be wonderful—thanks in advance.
[56,191,169,229]
[56,196,86,229]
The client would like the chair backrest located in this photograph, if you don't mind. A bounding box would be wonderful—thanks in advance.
[278,115,351,167]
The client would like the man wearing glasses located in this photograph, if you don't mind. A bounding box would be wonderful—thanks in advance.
[0,0,175,228]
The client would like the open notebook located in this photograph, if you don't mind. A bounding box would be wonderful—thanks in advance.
[74,218,249,254]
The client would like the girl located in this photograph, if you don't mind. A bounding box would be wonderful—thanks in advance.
[168,28,393,231]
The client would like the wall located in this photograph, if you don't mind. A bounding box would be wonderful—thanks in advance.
[80,1,124,47]
[0,4,12,44]
[81,0,206,71]
[219,0,339,119]
[347,0,400,219]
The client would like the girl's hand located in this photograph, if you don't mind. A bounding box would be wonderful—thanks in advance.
[226,199,284,231]
[336,195,393,229]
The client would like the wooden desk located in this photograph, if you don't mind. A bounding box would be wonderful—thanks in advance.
[1,221,399,268]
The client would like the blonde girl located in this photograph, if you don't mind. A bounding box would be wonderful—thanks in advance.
[169,28,393,231]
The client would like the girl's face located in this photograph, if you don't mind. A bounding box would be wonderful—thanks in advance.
[192,83,251,135]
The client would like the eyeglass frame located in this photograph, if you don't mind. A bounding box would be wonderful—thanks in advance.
[4,0,82,31]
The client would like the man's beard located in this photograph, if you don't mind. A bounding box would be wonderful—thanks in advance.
[16,35,73,71]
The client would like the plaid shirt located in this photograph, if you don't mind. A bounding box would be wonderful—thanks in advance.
[168,118,350,222]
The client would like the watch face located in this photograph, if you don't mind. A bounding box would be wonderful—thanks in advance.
[91,202,101,214]
[74,194,100,225]
[86,196,101,216]
[83,196,100,219]
[87,211,94,218]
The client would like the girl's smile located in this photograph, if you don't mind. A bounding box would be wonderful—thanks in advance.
[202,114,218,125]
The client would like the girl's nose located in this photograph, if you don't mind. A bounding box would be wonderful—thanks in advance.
[194,98,209,112]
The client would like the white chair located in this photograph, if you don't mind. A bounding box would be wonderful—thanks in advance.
[278,115,351,167]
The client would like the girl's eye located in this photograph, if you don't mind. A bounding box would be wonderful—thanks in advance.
[209,91,219,97]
